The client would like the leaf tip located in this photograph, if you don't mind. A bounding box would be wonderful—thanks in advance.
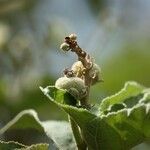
[125,81,144,89]
[39,86,50,95]
[146,103,150,114]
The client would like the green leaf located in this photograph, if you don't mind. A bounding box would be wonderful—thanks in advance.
[0,109,75,150]
[40,82,150,150]
[104,103,127,114]
[0,141,49,150]
[139,89,150,104]
[104,103,150,149]
[0,109,53,146]
[18,143,49,150]
[0,140,26,149]
[99,81,144,115]
[40,86,77,105]
[42,121,76,150]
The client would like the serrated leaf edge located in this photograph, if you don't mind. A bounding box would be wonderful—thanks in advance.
[101,103,150,119]
[99,81,144,114]
[0,140,27,147]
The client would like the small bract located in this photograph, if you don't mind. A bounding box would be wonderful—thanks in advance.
[60,43,70,51]
[89,63,101,85]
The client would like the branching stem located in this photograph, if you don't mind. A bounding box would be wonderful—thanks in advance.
[65,36,93,108]
[61,34,99,150]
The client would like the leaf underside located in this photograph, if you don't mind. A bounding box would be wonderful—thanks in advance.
[0,109,75,150]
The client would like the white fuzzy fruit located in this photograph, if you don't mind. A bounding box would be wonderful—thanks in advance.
[55,76,87,100]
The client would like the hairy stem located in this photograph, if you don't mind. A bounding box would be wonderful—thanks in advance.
[68,116,87,150]
[63,34,94,149]
[80,74,91,108]
[65,37,93,108]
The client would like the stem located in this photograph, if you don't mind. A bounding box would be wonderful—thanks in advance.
[64,35,94,149]
[81,69,92,107]
[65,38,92,108]
[68,116,87,150]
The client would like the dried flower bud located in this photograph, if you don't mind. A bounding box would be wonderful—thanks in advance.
[69,33,77,41]
[89,63,101,85]
[71,61,85,77]
[60,43,70,51]
[55,76,87,100]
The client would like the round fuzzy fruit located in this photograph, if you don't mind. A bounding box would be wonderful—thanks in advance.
[55,76,87,100]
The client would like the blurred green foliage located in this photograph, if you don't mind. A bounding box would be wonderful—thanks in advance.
[102,41,150,94]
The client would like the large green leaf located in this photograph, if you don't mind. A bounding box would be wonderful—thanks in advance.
[19,143,49,150]
[104,103,150,149]
[42,121,76,150]
[0,141,49,150]
[0,109,75,150]
[0,140,26,149]
[40,82,150,150]
[99,81,144,115]
[0,109,53,146]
